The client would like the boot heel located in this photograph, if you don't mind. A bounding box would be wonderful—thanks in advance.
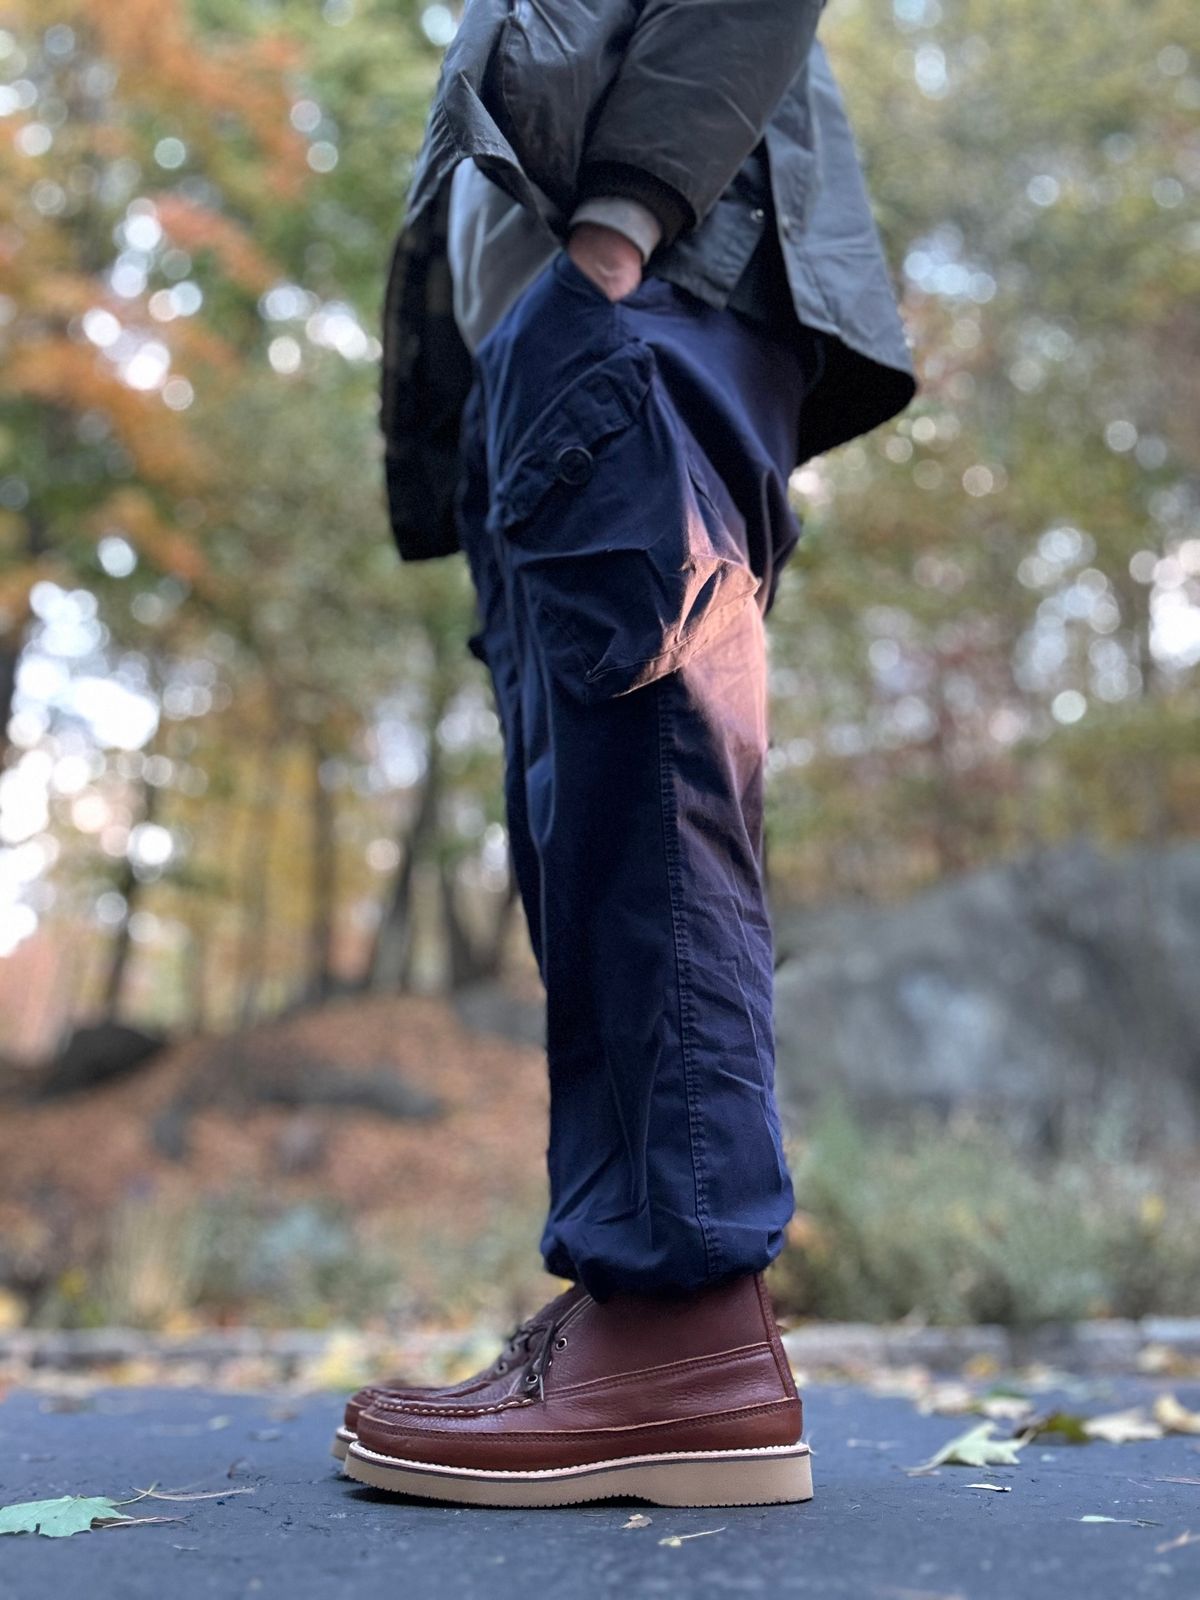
[624,1444,813,1508]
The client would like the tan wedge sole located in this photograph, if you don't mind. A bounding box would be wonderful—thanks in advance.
[342,1439,812,1508]
[331,1426,355,1461]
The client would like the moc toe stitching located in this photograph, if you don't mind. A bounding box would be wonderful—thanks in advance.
[361,1397,534,1420]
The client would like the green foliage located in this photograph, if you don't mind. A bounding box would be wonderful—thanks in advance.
[763,0,1199,897]
[26,1110,1200,1333]
[770,1100,1200,1327]
[1,0,1196,1018]
[35,1188,403,1330]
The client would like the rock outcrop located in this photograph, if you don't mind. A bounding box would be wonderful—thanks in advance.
[772,840,1200,1149]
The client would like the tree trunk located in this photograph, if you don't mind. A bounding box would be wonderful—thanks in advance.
[439,860,479,989]
[439,856,521,990]
[235,734,283,1025]
[307,736,337,1003]
[478,869,519,979]
[101,778,158,1021]
[0,508,44,770]
[0,629,19,769]
[184,915,210,1036]
[365,699,446,993]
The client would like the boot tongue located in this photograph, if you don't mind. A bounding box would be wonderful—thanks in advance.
[490,1284,584,1379]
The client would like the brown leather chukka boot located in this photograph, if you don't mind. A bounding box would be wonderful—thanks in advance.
[341,1272,810,1507]
[330,1284,587,1460]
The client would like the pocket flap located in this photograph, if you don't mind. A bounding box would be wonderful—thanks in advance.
[491,341,656,529]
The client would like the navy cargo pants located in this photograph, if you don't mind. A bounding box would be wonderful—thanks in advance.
[457,248,824,1300]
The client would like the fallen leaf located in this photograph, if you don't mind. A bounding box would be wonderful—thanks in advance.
[919,1382,977,1416]
[1023,1411,1092,1446]
[0,1495,148,1539]
[964,1353,1001,1380]
[964,1483,1011,1492]
[622,1513,652,1529]
[0,1289,25,1332]
[1137,1346,1200,1379]
[1155,1531,1200,1554]
[1154,1395,1200,1437]
[658,1528,725,1547]
[978,1396,1034,1423]
[1082,1408,1163,1444]
[907,1422,1023,1476]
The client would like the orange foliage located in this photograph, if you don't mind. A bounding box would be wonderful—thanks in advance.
[13,272,98,324]
[155,196,280,295]
[0,0,308,567]
[0,565,41,620]
[43,0,309,199]
[165,318,240,376]
[3,338,206,491]
[86,487,222,599]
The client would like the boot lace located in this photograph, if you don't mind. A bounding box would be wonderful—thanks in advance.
[520,1316,569,1400]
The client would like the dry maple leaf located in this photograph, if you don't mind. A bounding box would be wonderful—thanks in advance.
[1082,1408,1164,1444]
[907,1422,1023,1476]
[1153,1395,1200,1436]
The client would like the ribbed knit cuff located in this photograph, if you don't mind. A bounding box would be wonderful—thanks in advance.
[568,196,663,264]
[575,160,693,249]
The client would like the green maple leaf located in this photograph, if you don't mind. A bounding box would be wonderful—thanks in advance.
[0,1496,137,1538]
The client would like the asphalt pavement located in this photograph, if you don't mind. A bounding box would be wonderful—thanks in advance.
[2,1379,1199,1599]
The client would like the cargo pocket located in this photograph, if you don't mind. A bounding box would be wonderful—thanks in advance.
[489,338,762,706]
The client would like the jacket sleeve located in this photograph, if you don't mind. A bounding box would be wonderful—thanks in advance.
[576,0,826,246]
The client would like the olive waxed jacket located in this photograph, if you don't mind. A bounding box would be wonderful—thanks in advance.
[383,0,916,562]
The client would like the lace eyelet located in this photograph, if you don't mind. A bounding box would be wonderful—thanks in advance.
[553,1336,568,1350]
[495,1360,508,1374]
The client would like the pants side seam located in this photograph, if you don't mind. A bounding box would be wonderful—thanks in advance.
[655,675,719,1282]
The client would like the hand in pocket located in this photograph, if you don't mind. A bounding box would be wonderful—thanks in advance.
[566,223,644,303]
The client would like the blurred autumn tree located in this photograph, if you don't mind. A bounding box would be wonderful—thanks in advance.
[0,0,1196,1044]
[766,0,1200,896]
[0,0,511,1034]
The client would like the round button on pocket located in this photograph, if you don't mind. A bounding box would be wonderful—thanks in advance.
[554,444,594,486]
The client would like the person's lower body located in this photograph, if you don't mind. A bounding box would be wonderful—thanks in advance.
[461,251,822,1298]
[337,250,824,1505]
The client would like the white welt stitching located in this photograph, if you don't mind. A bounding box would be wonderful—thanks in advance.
[348,1440,810,1480]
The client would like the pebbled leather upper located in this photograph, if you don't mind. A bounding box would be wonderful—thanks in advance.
[353,1272,802,1470]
